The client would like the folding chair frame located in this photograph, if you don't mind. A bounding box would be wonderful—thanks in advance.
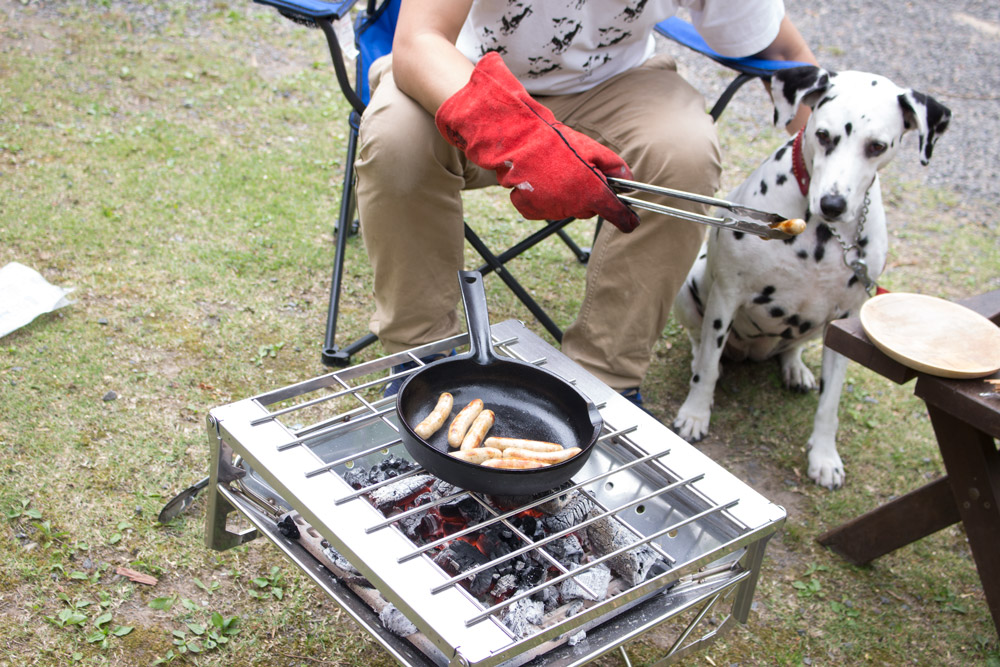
[250,1,806,367]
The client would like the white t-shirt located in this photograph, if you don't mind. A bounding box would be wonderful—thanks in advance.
[456,0,786,95]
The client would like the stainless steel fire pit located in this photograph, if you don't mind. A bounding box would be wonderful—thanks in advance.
[204,320,785,666]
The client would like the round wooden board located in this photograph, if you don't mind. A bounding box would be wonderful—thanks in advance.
[859,292,1000,379]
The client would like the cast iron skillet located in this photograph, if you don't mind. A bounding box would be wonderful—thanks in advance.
[395,271,603,495]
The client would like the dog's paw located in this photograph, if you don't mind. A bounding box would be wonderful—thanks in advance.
[672,404,711,442]
[807,442,845,490]
[780,354,817,393]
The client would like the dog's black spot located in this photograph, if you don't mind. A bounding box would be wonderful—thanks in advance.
[871,79,878,86]
[847,274,859,288]
[760,179,768,196]
[824,135,840,156]
[775,146,788,161]
[733,231,745,240]
[692,374,700,383]
[769,306,785,318]
[814,223,833,262]
[845,122,853,136]
[797,249,809,260]
[716,335,724,348]
[816,94,837,109]
[753,286,776,304]
[713,319,723,330]
[688,280,703,311]
[799,320,812,334]
[859,236,869,247]
[776,173,788,186]
[780,327,794,339]
[785,314,800,327]
[783,235,798,246]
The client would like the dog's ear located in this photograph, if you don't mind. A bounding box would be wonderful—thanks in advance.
[771,66,833,128]
[898,90,952,165]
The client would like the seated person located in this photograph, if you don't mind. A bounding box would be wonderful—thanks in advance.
[356,0,817,403]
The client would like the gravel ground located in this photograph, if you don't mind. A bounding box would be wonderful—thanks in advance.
[15,0,999,207]
[662,0,1000,209]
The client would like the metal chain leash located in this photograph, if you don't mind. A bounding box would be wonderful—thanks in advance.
[828,192,876,296]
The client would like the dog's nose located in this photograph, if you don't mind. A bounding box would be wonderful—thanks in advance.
[820,194,847,219]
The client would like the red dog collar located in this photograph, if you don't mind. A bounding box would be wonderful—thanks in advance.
[791,127,810,196]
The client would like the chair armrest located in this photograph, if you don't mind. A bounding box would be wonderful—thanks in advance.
[655,16,809,78]
[252,0,357,21]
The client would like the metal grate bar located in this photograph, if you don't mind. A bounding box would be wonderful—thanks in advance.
[392,429,657,563]
[463,498,741,628]
[429,473,707,597]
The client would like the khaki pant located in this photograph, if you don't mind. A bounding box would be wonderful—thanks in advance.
[356,54,721,390]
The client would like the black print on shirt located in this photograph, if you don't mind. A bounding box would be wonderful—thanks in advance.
[619,0,650,23]
[550,17,582,53]
[500,3,532,35]
[597,26,631,48]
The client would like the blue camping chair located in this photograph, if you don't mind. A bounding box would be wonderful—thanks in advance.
[250,0,807,367]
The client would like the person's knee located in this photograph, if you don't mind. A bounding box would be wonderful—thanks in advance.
[640,119,721,193]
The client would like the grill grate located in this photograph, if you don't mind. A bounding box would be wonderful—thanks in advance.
[205,320,785,666]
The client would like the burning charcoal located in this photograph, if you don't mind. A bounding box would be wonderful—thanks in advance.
[491,573,519,600]
[276,515,300,539]
[438,496,487,524]
[559,563,611,602]
[501,596,545,638]
[343,467,369,490]
[542,492,594,533]
[585,510,660,587]
[379,602,418,637]
[539,584,561,613]
[368,474,435,511]
[433,539,493,596]
[546,535,584,564]
[397,510,428,540]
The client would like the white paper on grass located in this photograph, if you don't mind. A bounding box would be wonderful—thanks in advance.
[0,262,75,339]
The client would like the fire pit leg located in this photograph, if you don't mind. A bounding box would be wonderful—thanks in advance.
[204,415,258,551]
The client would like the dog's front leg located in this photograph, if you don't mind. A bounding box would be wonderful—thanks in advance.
[807,341,848,489]
[672,286,739,442]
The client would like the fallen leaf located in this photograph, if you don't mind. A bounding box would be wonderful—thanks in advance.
[116,567,157,586]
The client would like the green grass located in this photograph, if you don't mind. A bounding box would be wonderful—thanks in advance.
[2,3,998,666]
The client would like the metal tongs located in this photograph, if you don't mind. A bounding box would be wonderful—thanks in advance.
[608,177,805,240]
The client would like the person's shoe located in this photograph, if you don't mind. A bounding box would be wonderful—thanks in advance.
[619,387,645,407]
[620,386,660,419]
[384,352,454,397]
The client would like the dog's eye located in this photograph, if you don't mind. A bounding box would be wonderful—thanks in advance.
[815,129,831,146]
[866,141,888,158]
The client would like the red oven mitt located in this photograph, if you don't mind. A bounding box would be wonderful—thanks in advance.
[435,52,639,233]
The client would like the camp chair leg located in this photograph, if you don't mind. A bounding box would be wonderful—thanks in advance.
[556,228,590,264]
[465,220,579,343]
[322,110,378,367]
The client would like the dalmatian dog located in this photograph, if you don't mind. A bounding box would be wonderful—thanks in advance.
[671,66,951,489]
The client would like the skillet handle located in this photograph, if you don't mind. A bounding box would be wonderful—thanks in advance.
[458,270,497,366]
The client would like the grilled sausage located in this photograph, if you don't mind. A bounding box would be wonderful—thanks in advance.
[483,437,563,453]
[460,409,495,451]
[774,218,806,236]
[447,399,484,448]
[414,392,454,439]
[449,447,502,464]
[503,447,582,464]
[481,458,547,469]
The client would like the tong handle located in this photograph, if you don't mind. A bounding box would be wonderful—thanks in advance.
[607,177,785,224]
